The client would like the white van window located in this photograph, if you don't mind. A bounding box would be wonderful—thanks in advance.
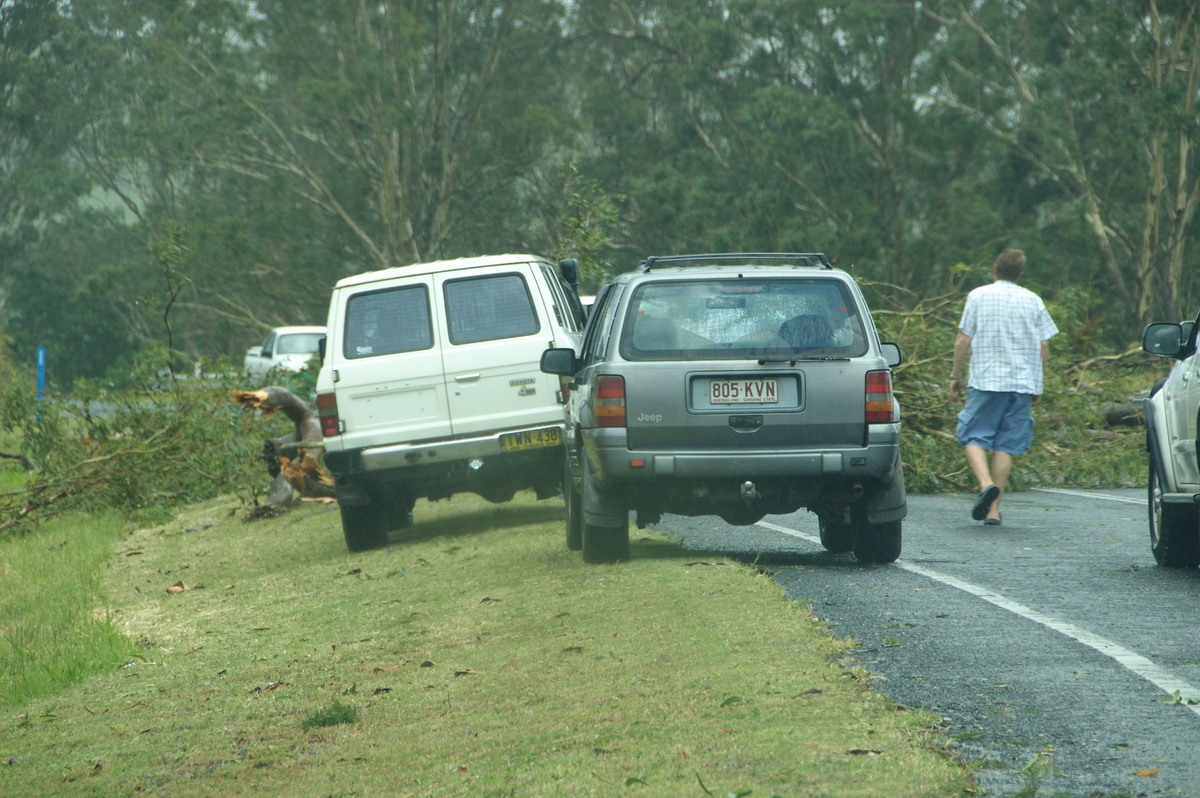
[343,285,433,358]
[445,273,540,344]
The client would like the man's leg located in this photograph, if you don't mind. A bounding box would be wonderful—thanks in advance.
[987,451,1013,519]
[965,444,993,492]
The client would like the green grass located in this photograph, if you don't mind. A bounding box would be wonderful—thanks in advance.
[0,492,974,797]
[0,513,135,708]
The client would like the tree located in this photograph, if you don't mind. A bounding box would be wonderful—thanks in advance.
[924,0,1200,325]
[144,0,574,270]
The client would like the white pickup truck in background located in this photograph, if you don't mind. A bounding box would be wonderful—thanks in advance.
[243,325,326,383]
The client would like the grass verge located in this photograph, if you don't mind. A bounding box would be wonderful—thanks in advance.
[0,513,135,708]
[1,492,974,797]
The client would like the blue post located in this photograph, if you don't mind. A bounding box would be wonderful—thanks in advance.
[36,346,46,423]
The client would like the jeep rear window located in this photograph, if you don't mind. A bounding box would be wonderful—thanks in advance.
[620,278,868,360]
[342,285,433,358]
[445,273,540,344]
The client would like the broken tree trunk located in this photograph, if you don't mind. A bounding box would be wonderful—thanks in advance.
[233,386,336,506]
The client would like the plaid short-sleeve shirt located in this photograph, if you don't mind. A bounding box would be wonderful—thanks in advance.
[959,280,1058,395]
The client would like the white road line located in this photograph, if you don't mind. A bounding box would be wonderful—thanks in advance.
[1030,486,1146,505]
[756,519,1200,717]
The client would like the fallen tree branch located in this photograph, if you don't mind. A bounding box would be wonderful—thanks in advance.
[234,387,335,506]
[0,450,35,470]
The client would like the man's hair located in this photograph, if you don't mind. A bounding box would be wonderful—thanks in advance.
[993,248,1026,282]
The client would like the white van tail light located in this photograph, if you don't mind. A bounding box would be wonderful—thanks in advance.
[864,370,895,423]
[316,391,342,437]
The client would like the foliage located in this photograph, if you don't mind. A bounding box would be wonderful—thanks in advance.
[5,1,1200,384]
[3,210,144,387]
[0,346,293,537]
[548,161,628,292]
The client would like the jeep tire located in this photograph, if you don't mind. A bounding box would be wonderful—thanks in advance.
[850,505,902,564]
[818,515,854,554]
[581,458,630,563]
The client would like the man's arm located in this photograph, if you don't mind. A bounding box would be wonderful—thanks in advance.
[950,331,971,397]
[1034,338,1050,404]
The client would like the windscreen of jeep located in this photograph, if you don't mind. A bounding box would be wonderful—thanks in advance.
[619,278,868,360]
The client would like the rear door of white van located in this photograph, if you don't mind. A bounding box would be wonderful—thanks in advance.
[331,276,453,449]
[435,261,569,439]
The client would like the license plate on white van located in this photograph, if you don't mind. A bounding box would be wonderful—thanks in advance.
[709,378,779,405]
[501,427,562,451]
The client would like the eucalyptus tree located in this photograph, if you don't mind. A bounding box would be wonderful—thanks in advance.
[0,0,149,382]
[924,0,1200,327]
[147,0,574,272]
[22,0,578,372]
[728,0,970,293]
[562,1,989,295]
[0,1,84,264]
[559,0,745,256]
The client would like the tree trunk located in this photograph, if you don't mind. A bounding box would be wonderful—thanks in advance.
[233,387,336,505]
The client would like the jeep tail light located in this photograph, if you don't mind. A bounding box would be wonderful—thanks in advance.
[864,369,895,423]
[595,375,626,428]
[316,391,342,437]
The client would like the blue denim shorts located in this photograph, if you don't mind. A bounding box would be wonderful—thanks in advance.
[955,388,1034,455]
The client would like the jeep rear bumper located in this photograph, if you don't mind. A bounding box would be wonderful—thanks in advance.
[582,426,906,524]
[585,428,900,483]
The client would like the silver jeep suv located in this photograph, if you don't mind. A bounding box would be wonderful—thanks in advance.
[540,253,906,564]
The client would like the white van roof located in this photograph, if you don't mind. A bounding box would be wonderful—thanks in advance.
[334,254,547,289]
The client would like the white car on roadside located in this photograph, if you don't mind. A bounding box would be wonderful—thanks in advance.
[244,326,326,383]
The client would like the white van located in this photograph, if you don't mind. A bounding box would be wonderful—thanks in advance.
[315,254,587,551]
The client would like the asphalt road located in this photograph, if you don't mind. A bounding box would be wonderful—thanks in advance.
[659,487,1200,798]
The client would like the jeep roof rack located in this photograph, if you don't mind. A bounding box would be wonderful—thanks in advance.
[638,252,833,272]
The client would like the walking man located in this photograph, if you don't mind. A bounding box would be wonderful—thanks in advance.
[949,249,1058,524]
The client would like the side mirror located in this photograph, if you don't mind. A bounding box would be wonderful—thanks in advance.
[559,258,580,293]
[318,335,327,360]
[540,347,578,377]
[880,342,902,368]
[1143,322,1184,357]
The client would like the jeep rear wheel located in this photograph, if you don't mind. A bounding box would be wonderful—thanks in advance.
[1148,461,1200,568]
[581,458,629,563]
[582,519,629,563]
[850,506,901,564]
[818,516,853,554]
[340,503,389,552]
